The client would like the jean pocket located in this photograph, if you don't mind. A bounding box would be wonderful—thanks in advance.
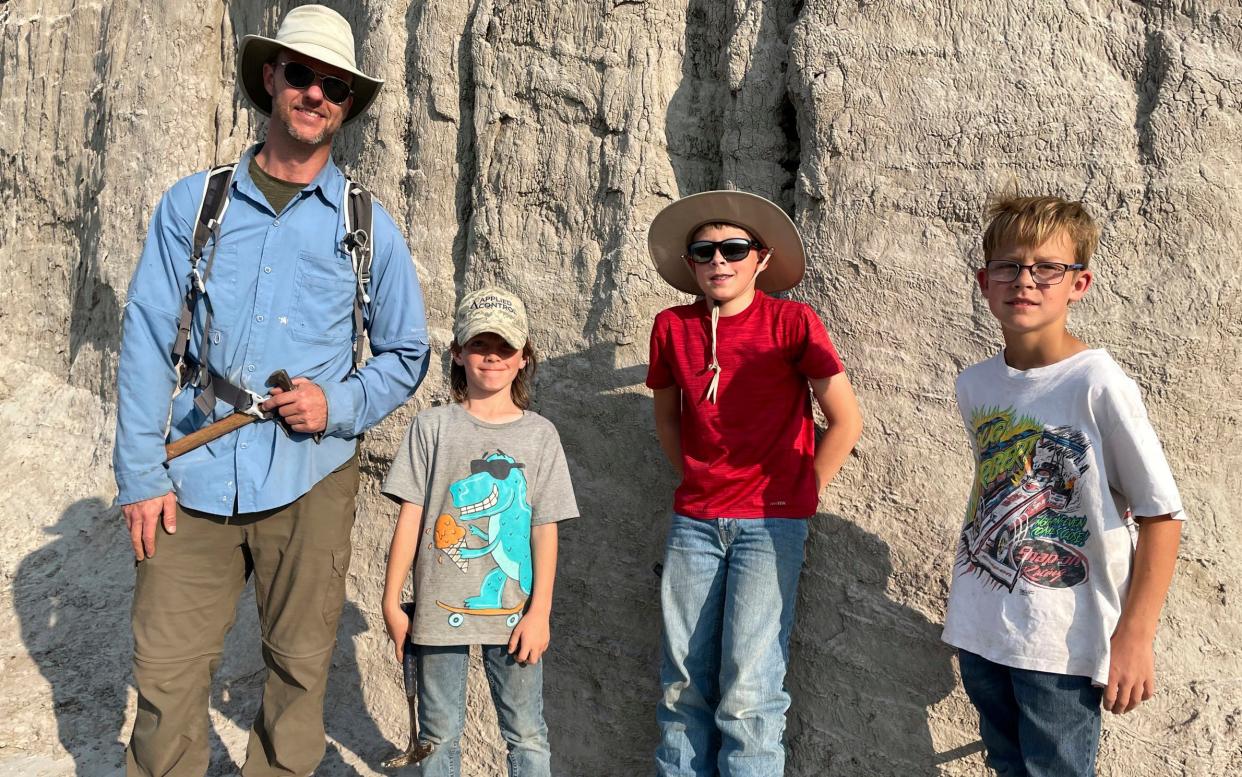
[291,251,355,345]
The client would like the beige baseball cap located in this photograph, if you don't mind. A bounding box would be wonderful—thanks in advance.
[454,288,529,350]
[238,4,383,125]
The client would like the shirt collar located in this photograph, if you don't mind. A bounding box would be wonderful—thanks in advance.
[234,143,346,212]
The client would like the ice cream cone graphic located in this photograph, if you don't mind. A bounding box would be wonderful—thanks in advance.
[433,513,468,572]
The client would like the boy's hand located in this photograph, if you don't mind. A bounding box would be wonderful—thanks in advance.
[383,601,411,663]
[1105,628,1155,714]
[507,611,550,665]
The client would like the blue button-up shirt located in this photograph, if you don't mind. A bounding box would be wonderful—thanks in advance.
[114,146,430,515]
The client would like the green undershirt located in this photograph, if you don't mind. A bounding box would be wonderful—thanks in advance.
[249,157,305,215]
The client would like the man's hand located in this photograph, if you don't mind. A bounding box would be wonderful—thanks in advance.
[1104,628,1155,714]
[122,491,178,561]
[383,600,412,663]
[261,377,328,434]
[507,610,550,665]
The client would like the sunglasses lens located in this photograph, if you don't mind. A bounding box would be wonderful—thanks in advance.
[320,76,352,104]
[282,62,315,88]
[686,241,715,263]
[719,239,753,261]
[281,62,352,105]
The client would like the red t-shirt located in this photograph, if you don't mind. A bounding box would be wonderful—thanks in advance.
[645,291,845,519]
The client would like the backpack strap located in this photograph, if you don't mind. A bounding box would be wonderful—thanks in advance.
[170,164,236,416]
[341,176,374,371]
[167,166,373,435]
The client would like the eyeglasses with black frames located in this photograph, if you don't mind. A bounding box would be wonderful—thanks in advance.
[277,61,354,105]
[684,238,764,264]
[985,260,1085,285]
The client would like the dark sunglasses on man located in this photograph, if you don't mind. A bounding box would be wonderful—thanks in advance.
[277,60,354,105]
[684,238,765,264]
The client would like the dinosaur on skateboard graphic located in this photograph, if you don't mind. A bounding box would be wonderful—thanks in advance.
[436,599,527,629]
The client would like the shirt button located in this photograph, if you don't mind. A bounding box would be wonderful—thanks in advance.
[264,266,272,274]
[246,364,256,372]
[273,219,281,227]
[256,315,265,322]
[240,443,248,450]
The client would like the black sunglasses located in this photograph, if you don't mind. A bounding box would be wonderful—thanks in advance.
[470,458,525,479]
[685,238,764,263]
[278,61,354,105]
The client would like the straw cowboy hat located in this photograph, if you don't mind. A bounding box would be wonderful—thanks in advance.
[238,5,383,125]
[647,190,806,295]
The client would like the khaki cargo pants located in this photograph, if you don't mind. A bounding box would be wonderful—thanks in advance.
[126,457,359,777]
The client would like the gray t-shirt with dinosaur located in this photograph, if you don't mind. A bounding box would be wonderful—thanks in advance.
[382,403,578,645]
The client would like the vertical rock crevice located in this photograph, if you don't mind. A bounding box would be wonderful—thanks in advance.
[451,0,484,298]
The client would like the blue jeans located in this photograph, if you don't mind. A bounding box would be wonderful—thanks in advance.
[655,514,809,777]
[411,644,550,777]
[958,649,1103,777]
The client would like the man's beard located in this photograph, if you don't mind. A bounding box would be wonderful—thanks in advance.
[275,100,335,147]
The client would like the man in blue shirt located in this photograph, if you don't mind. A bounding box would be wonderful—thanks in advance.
[113,7,429,775]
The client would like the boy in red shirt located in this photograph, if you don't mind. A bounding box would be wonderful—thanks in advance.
[645,191,863,776]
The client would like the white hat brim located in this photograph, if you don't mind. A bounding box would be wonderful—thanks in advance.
[238,34,382,125]
[647,191,806,295]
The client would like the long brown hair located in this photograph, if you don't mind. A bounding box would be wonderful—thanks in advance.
[449,340,538,409]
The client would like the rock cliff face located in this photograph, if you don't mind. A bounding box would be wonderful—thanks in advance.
[1,1,1239,774]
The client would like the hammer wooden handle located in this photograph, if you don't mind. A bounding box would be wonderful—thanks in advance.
[164,412,258,461]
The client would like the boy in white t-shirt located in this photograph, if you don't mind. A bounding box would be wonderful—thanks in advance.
[943,195,1185,776]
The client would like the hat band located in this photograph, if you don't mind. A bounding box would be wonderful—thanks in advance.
[272,37,360,73]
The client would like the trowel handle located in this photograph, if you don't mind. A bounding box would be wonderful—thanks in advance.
[400,601,417,699]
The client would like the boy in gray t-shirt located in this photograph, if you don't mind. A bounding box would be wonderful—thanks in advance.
[379,288,578,775]
[383,405,578,645]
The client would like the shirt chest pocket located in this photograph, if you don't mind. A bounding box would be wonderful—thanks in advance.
[291,251,356,345]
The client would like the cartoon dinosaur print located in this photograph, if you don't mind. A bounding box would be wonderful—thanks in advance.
[447,451,532,610]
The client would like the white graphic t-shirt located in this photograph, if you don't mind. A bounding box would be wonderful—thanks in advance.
[942,349,1184,685]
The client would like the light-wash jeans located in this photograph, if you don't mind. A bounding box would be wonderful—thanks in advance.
[411,644,550,777]
[655,514,809,777]
[958,649,1103,777]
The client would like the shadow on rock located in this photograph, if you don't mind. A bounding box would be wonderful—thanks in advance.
[13,498,135,775]
[786,513,960,776]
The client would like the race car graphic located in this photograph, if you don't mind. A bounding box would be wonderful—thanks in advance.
[960,408,1092,591]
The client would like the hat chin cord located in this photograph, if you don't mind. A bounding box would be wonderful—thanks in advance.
[706,301,721,403]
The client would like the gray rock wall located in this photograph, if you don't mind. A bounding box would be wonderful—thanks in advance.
[1,1,1238,774]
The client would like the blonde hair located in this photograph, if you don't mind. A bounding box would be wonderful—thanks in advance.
[982,195,1100,267]
[449,341,538,409]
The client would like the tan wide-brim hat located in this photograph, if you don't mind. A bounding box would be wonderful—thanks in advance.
[238,4,383,126]
[647,190,806,295]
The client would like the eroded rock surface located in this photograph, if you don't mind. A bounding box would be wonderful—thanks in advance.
[1,1,1239,774]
